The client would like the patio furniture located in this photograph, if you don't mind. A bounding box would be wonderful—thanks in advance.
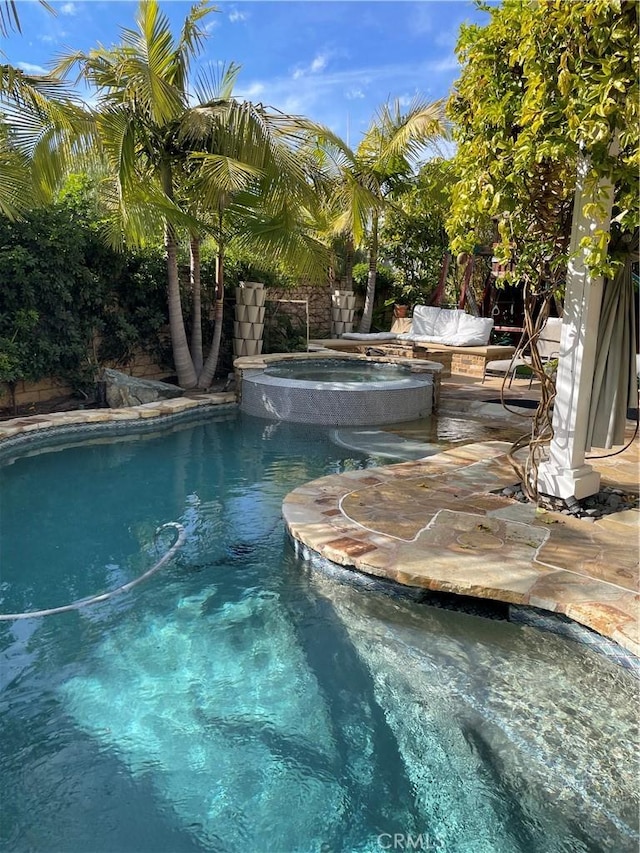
[483,316,562,385]
[309,307,516,377]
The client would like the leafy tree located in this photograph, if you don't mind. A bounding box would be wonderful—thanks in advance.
[0,192,170,404]
[379,158,454,307]
[447,0,638,289]
[447,0,639,499]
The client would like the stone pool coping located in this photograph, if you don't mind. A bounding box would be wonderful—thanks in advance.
[283,440,640,656]
[0,392,236,442]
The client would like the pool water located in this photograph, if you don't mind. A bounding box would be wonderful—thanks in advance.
[0,411,637,853]
[264,358,414,384]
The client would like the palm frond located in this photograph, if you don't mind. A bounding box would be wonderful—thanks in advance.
[0,0,20,36]
[189,151,262,197]
[370,98,448,167]
[176,0,216,88]
[194,61,241,104]
[229,202,329,284]
[0,127,32,216]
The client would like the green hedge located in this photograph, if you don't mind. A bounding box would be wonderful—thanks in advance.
[0,198,170,395]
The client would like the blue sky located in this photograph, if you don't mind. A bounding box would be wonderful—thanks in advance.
[4,1,489,144]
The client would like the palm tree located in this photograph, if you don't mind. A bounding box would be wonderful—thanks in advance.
[304,98,447,332]
[57,0,327,388]
[0,17,92,218]
[176,68,327,385]
[0,0,91,216]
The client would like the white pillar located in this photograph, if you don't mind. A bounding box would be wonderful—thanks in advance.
[537,154,614,501]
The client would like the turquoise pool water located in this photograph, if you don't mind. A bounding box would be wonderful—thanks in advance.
[264,359,413,384]
[0,411,637,853]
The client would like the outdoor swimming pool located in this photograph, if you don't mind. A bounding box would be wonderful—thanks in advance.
[0,410,637,852]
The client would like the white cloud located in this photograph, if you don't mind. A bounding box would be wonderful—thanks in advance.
[204,21,218,33]
[310,53,328,73]
[18,61,47,74]
[228,9,248,24]
[237,82,265,99]
[411,4,432,35]
[430,56,460,73]
[235,56,459,136]
[291,51,331,80]
[59,2,78,15]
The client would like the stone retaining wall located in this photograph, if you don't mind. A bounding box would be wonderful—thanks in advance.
[0,349,169,411]
[265,283,341,339]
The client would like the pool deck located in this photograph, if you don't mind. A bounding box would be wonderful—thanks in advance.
[283,376,640,655]
[1,377,638,655]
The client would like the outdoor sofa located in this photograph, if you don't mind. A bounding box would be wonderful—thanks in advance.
[310,306,516,378]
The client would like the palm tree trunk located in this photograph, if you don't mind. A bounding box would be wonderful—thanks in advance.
[190,233,203,374]
[358,214,378,333]
[161,160,197,388]
[198,232,224,388]
[166,222,198,388]
[344,234,354,290]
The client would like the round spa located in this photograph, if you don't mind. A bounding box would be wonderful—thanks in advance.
[239,357,433,425]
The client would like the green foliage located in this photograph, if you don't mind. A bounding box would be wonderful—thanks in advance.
[447,0,639,288]
[380,159,453,304]
[0,308,38,380]
[262,310,307,354]
[351,262,396,295]
[220,242,296,291]
[0,193,170,395]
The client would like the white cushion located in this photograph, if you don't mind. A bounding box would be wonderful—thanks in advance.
[401,335,449,344]
[444,315,494,346]
[411,306,442,337]
[432,308,464,339]
[341,332,397,341]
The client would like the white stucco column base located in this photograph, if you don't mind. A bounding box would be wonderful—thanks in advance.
[537,459,600,501]
[536,151,614,502]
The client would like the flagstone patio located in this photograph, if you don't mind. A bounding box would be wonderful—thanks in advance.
[283,424,639,655]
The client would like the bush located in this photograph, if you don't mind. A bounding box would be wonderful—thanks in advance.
[0,196,170,397]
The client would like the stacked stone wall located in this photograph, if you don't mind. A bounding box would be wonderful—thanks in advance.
[0,348,169,411]
[265,283,334,339]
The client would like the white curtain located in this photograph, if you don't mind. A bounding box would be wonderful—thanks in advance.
[586,245,638,449]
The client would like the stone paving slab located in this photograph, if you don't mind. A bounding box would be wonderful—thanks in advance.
[283,440,640,655]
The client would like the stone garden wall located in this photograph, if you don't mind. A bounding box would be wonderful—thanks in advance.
[0,349,168,411]
[264,282,336,339]
[0,281,354,411]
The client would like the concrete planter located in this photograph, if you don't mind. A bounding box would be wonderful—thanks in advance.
[331,289,355,337]
[235,282,265,358]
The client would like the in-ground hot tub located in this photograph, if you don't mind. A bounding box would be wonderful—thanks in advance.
[239,357,434,425]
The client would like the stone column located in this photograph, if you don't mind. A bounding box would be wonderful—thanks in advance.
[331,289,356,337]
[537,155,615,500]
[234,282,265,357]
